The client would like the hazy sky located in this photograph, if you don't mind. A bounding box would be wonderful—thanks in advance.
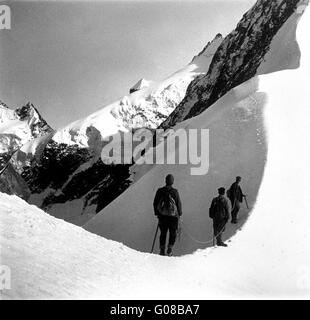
[0,0,255,129]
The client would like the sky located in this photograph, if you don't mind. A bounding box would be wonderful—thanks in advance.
[0,0,256,129]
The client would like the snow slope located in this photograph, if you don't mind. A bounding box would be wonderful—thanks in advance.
[1,24,310,295]
[24,0,301,224]
[84,0,308,256]
[1,2,309,299]
[1,74,309,299]
[84,76,267,256]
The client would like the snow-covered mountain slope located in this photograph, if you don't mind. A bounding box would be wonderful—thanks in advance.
[0,102,53,156]
[1,1,309,301]
[0,101,52,198]
[2,48,310,297]
[130,78,153,94]
[0,101,52,169]
[51,33,223,147]
[126,0,307,189]
[129,0,307,186]
[2,0,306,228]
[160,0,307,129]
[5,34,223,221]
[85,0,308,256]
[84,76,267,255]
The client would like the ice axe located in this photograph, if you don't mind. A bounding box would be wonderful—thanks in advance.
[150,223,159,254]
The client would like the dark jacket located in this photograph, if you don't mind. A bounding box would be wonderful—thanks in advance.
[210,195,230,222]
[153,186,182,217]
[228,182,244,203]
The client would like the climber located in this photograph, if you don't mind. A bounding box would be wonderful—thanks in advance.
[227,176,246,224]
[153,174,182,256]
[209,187,230,247]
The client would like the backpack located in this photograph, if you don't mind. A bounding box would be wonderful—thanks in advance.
[209,197,227,220]
[226,188,231,199]
[209,197,218,219]
[157,190,178,217]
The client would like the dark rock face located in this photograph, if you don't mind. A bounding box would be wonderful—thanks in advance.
[14,102,53,138]
[21,139,131,215]
[0,163,30,200]
[160,0,301,129]
[129,88,138,94]
[0,152,12,171]
[42,160,131,214]
[21,141,91,192]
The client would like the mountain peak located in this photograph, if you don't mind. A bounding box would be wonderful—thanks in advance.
[14,102,53,136]
[15,102,36,120]
[0,101,53,166]
[191,33,223,63]
[129,78,152,94]
[161,0,305,129]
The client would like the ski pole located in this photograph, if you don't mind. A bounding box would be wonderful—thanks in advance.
[150,223,159,254]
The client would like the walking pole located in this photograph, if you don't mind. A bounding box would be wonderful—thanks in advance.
[244,195,249,210]
[150,223,159,254]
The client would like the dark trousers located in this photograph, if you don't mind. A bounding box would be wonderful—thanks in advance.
[231,199,240,222]
[213,219,227,244]
[158,216,179,248]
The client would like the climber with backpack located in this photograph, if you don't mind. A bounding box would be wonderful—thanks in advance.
[209,187,230,247]
[153,174,182,256]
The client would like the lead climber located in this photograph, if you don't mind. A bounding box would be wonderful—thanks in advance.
[153,174,182,256]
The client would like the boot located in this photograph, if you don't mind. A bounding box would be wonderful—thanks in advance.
[216,234,227,247]
[160,246,165,256]
[167,245,173,257]
[217,242,228,247]
[231,215,238,224]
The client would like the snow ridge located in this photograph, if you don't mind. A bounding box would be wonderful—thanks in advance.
[160,0,303,129]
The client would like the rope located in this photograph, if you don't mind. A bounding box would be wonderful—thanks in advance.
[179,221,227,245]
[178,197,249,246]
